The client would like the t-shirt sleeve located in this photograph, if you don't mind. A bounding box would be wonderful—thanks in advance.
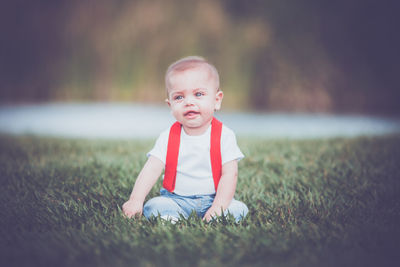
[221,126,244,165]
[146,129,169,165]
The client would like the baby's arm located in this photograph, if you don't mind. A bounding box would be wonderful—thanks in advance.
[122,156,164,218]
[203,160,238,222]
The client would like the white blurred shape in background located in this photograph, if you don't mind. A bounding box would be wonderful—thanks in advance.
[0,103,399,139]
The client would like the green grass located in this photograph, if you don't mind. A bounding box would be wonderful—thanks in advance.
[1,135,399,267]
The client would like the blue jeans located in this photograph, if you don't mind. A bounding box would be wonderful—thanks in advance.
[143,188,248,222]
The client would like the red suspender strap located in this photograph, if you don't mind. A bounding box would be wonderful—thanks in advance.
[163,117,223,192]
[163,121,181,192]
[210,117,223,191]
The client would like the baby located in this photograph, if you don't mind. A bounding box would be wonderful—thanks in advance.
[122,56,248,223]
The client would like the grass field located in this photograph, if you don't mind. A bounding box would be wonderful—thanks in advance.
[1,135,399,267]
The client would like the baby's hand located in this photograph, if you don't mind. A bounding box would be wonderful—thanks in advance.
[122,199,143,219]
[203,205,223,222]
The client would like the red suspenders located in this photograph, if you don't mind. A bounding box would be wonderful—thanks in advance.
[210,118,223,190]
[163,117,223,192]
[163,120,181,192]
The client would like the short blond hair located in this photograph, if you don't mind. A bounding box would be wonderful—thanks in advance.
[165,56,220,92]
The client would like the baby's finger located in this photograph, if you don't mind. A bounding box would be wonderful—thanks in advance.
[123,211,133,218]
[203,213,211,222]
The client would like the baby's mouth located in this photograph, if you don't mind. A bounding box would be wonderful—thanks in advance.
[184,111,200,117]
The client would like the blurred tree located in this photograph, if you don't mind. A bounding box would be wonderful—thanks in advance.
[1,0,399,114]
[0,0,73,101]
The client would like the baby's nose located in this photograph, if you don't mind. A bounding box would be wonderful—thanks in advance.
[184,95,195,105]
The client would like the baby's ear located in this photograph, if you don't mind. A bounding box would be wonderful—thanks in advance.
[214,90,224,110]
[165,98,171,107]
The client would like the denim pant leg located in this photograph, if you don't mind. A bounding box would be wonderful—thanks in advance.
[143,193,189,220]
[199,197,248,222]
[143,189,249,222]
[143,189,213,220]
[225,199,249,222]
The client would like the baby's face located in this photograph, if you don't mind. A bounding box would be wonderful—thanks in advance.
[166,67,223,135]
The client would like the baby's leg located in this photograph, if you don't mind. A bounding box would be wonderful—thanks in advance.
[225,199,249,222]
[143,196,188,222]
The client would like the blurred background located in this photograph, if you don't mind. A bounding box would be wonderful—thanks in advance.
[1,0,399,115]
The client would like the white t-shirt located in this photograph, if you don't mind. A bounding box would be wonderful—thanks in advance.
[147,124,244,196]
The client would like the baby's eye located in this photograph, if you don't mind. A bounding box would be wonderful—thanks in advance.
[174,95,183,100]
[195,92,204,97]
